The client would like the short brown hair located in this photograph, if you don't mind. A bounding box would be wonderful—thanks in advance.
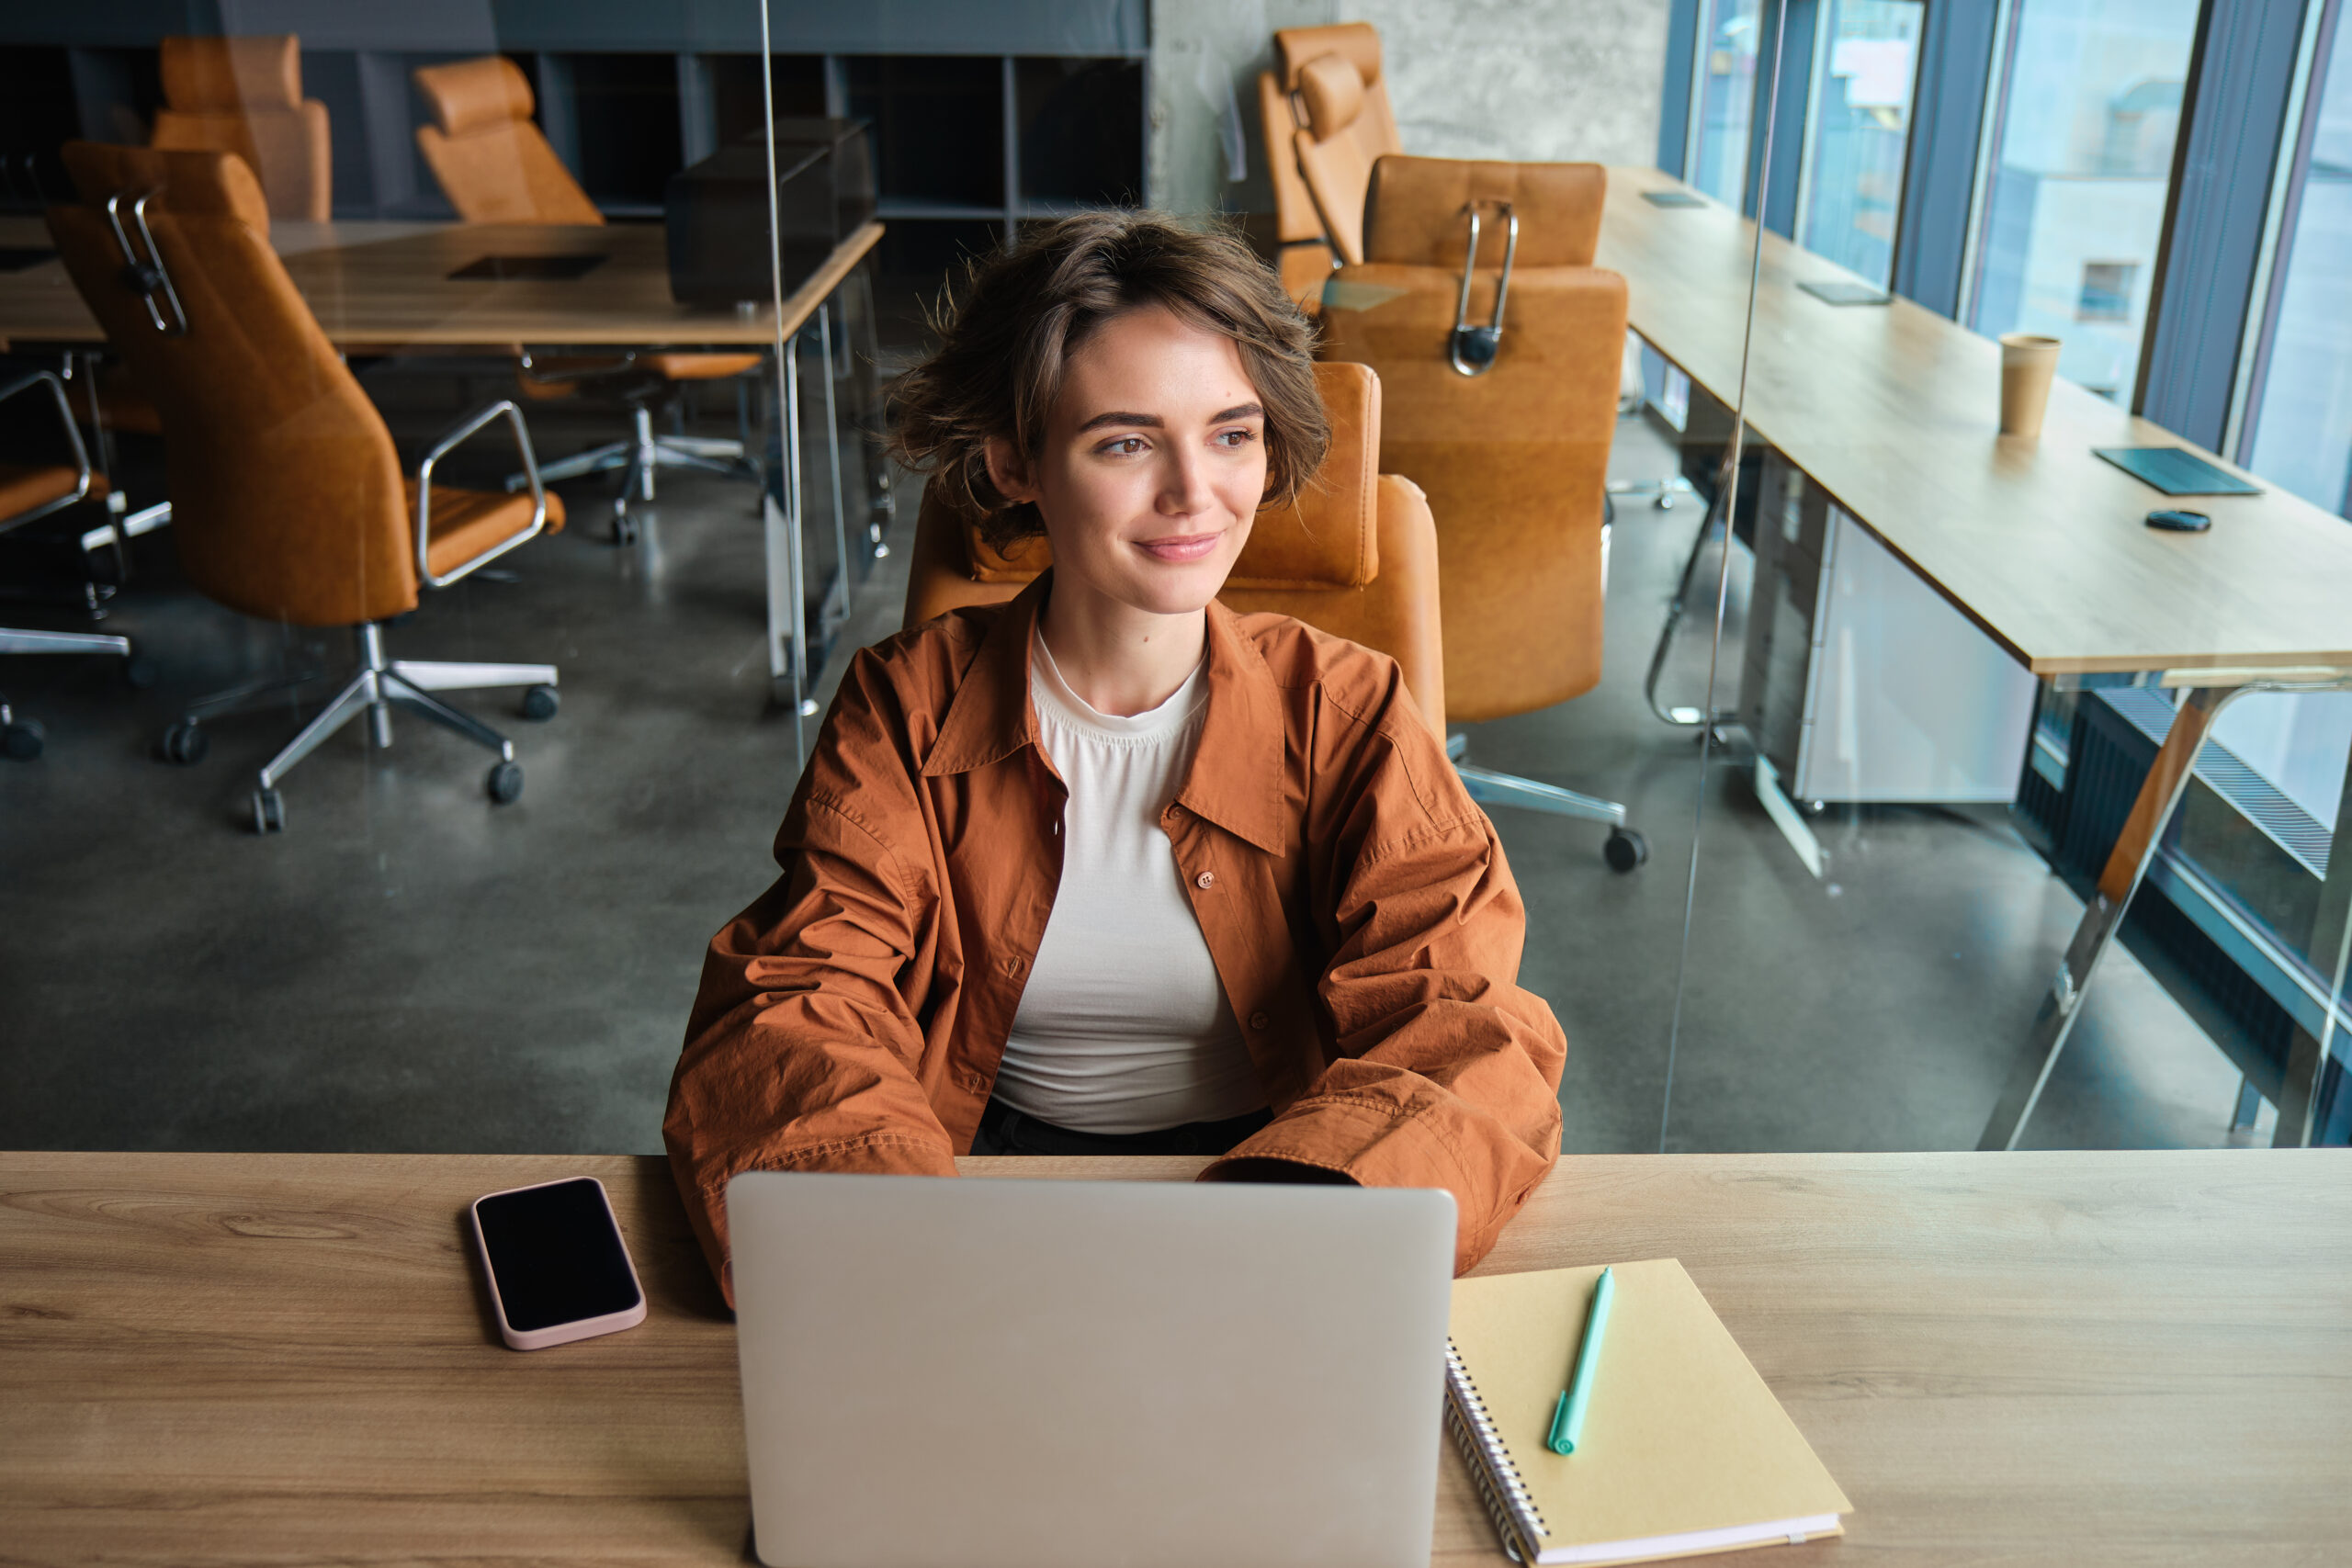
[887,210,1329,551]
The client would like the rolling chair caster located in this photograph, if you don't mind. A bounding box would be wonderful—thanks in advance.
[124,651,159,689]
[251,787,286,835]
[609,501,639,547]
[1603,827,1647,874]
[520,684,560,721]
[160,719,210,764]
[4,714,46,761]
[487,759,525,805]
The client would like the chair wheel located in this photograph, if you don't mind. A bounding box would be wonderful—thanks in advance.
[4,717,46,761]
[487,760,524,805]
[251,787,285,834]
[610,508,639,547]
[159,719,209,764]
[1603,827,1648,874]
[123,651,159,689]
[520,684,560,721]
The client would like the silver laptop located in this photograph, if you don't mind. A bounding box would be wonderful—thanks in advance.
[728,1171,1457,1568]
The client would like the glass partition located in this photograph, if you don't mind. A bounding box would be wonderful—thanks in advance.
[1666,0,2352,1156]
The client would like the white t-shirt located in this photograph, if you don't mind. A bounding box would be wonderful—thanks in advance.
[989,632,1267,1134]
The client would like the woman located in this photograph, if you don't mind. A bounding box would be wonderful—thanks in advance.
[666,211,1565,1295]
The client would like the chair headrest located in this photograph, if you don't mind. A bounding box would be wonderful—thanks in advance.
[161,36,302,113]
[1363,156,1608,268]
[414,56,537,140]
[1296,55,1365,142]
[62,142,273,240]
[1276,22,1383,89]
[966,360,1383,591]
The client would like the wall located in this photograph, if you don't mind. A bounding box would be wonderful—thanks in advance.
[1148,0,1669,219]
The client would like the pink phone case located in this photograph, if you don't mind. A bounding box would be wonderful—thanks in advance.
[469,1177,650,1351]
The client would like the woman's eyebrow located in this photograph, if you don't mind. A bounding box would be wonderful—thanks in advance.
[1072,401,1264,434]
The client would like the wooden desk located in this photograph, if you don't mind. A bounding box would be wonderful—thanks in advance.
[6,1149,2347,1564]
[1597,167,2352,1151]
[0,217,883,354]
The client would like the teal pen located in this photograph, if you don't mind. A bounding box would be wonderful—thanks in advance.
[1545,1266,1614,1456]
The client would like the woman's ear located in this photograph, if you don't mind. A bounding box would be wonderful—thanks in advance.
[983,436,1039,505]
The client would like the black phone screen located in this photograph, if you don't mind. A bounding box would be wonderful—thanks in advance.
[475,1179,642,1332]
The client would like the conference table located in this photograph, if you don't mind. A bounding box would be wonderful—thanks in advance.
[1595,165,2352,1154]
[0,214,884,706]
[4,1149,2345,1563]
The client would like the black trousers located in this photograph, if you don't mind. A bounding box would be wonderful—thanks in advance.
[970,1097,1272,1157]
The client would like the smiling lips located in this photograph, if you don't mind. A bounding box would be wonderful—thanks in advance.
[1135,530,1226,564]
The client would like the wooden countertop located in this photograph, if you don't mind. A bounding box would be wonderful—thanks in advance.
[0,217,881,353]
[5,1149,2347,1564]
[1599,165,2352,678]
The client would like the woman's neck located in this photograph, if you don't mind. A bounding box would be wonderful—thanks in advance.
[1036,575,1206,718]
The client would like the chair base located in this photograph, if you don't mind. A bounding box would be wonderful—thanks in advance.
[1449,732,1646,873]
[158,622,557,832]
[2,625,139,761]
[512,405,755,543]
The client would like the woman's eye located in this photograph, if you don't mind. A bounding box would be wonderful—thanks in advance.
[1216,427,1259,448]
[1101,436,1147,456]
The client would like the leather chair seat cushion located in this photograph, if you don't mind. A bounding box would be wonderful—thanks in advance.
[963,360,1383,591]
[406,480,567,580]
[0,464,107,525]
[645,353,763,380]
[1363,157,1606,269]
[99,367,164,436]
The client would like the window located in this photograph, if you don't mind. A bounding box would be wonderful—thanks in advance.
[1967,0,2201,402]
[2243,2,2352,521]
[1690,0,1763,206]
[1795,0,1922,288]
[2075,260,2136,321]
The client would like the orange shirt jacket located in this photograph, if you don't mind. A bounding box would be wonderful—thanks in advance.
[666,576,1566,1283]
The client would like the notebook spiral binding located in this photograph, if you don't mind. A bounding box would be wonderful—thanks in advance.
[1443,1337,1550,1562]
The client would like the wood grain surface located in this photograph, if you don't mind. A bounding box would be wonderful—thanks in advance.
[5,1149,2346,1564]
[0,218,881,352]
[1598,165,2352,678]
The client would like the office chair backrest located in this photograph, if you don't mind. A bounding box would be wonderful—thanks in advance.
[413,57,604,225]
[1317,157,1625,724]
[1279,25,1403,270]
[900,360,1447,737]
[49,143,420,626]
[150,35,332,222]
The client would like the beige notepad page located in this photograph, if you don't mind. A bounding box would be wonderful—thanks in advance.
[1449,1259,1850,1566]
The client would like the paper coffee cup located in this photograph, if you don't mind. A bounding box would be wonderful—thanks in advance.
[1999,333,2060,438]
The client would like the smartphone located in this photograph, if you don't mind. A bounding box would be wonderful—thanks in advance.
[469,1177,648,1350]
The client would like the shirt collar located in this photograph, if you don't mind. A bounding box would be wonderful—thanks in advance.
[921,573,1289,855]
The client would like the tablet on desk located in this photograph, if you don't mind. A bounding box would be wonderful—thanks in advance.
[2093,446,2262,496]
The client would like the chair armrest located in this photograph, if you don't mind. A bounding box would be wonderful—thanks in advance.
[0,369,94,530]
[414,399,547,590]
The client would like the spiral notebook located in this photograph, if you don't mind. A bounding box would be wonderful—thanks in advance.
[1444,1259,1849,1566]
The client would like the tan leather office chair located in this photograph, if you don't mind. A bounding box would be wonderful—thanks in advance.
[1276,24,1404,276]
[1317,155,1643,871]
[413,56,761,540]
[0,369,141,761]
[150,36,332,222]
[49,144,568,832]
[901,361,1445,739]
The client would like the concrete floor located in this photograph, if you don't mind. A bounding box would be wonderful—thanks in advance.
[0,377,2257,1157]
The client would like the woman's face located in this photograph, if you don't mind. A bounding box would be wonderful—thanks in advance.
[986,305,1267,619]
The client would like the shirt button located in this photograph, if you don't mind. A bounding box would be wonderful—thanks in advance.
[1249,1010,1271,1031]
[959,1069,986,1092]
[1001,954,1025,976]
[1194,871,1216,890]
